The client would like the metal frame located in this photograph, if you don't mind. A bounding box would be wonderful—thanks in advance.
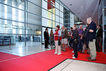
[0,1,64,25]
[102,0,105,53]
[0,0,71,44]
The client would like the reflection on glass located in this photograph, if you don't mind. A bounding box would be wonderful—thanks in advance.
[104,32,106,53]
[4,0,7,24]
[105,25,106,30]
[0,0,68,47]
[13,29,16,34]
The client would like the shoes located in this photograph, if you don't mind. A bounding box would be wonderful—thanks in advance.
[88,57,91,59]
[72,56,76,59]
[54,52,57,54]
[62,50,66,52]
[55,52,61,55]
[45,47,49,49]
[88,58,96,61]
[58,53,61,55]
[88,57,96,61]
[72,51,74,53]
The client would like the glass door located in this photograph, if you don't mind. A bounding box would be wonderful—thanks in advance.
[103,8,106,53]
[102,0,106,53]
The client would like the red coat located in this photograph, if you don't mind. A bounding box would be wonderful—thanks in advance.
[54,29,62,41]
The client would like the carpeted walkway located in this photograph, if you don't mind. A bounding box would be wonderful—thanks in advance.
[0,52,20,62]
[0,48,106,71]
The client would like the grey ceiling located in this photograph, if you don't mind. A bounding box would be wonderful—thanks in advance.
[60,0,100,24]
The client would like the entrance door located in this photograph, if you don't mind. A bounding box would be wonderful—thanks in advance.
[103,7,106,53]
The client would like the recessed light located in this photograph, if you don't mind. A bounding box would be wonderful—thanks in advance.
[70,4,72,6]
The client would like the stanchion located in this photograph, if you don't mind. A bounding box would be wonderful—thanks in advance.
[9,38,11,50]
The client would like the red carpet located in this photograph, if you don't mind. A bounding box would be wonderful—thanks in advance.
[0,48,106,71]
[0,52,20,61]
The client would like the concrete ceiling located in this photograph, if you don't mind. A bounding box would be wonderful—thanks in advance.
[60,0,100,24]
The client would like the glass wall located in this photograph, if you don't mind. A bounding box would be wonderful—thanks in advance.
[0,0,75,46]
[0,0,42,46]
[42,0,64,43]
[64,8,70,30]
[103,8,106,53]
[102,0,106,53]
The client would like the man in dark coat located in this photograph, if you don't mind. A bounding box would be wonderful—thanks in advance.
[72,25,79,59]
[87,17,97,61]
[44,28,49,49]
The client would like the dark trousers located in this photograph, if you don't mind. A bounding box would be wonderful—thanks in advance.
[73,42,78,58]
[96,37,102,52]
[69,38,73,48]
[78,39,83,52]
[45,40,49,48]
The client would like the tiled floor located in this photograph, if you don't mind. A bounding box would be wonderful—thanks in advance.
[50,59,106,71]
[0,42,52,56]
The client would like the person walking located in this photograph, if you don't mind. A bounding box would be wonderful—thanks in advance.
[72,25,79,59]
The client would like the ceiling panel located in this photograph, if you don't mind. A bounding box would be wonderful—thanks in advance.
[60,0,100,24]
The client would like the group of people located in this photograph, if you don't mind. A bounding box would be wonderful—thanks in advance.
[44,17,103,61]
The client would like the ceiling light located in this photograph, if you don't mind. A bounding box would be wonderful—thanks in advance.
[70,4,72,6]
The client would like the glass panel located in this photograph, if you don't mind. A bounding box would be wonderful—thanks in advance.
[26,24,41,42]
[28,2,41,16]
[29,0,41,7]
[0,4,24,22]
[60,11,63,18]
[0,4,4,18]
[28,13,41,25]
[104,8,106,30]
[0,19,25,34]
[56,16,59,22]
[55,8,59,15]
[48,19,52,27]
[42,9,49,18]
[55,1,59,9]
[60,17,63,23]
[52,20,56,28]
[12,0,24,10]
[42,0,47,9]
[104,32,106,53]
[104,0,106,6]
[42,18,48,26]
[0,0,24,10]
[60,4,63,12]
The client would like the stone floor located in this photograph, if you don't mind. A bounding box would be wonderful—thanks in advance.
[50,59,106,71]
[0,42,52,56]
